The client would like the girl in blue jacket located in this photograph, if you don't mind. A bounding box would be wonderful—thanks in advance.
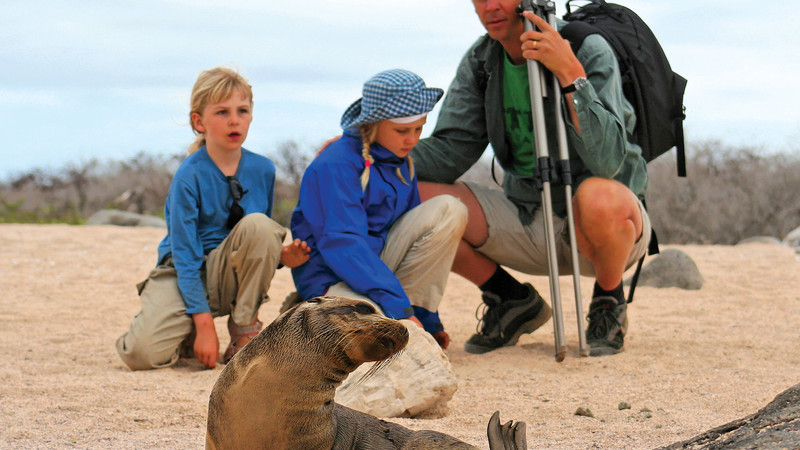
[290,69,467,350]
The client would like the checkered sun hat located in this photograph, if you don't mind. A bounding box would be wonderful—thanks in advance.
[340,69,444,130]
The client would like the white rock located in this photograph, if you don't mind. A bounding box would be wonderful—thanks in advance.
[335,319,457,418]
[737,236,783,246]
[85,209,166,228]
[783,226,800,249]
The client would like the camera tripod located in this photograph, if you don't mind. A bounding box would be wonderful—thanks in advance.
[520,0,588,361]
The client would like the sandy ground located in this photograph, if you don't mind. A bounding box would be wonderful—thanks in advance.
[1,223,799,449]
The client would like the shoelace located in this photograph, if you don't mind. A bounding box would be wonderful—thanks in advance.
[474,303,488,334]
[473,303,503,337]
[587,305,620,338]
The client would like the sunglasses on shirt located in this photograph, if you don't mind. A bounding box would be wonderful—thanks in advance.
[226,176,247,229]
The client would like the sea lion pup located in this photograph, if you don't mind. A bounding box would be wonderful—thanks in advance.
[206,295,526,449]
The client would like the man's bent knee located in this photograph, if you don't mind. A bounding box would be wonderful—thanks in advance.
[576,177,628,203]
[575,178,639,220]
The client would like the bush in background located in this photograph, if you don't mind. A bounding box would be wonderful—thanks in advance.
[270,140,312,226]
[646,140,800,245]
[0,152,180,224]
[3,139,800,245]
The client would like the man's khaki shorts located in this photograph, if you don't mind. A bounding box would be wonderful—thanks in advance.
[463,181,651,277]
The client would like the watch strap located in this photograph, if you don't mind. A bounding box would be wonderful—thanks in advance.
[562,76,587,95]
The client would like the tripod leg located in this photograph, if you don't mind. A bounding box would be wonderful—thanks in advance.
[563,186,588,356]
[522,0,566,362]
[543,10,588,356]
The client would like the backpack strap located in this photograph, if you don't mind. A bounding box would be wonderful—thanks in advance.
[627,200,659,303]
[674,75,689,177]
[626,228,658,304]
[627,254,645,304]
[490,155,502,187]
[676,124,687,177]
[560,20,598,55]
[565,0,608,16]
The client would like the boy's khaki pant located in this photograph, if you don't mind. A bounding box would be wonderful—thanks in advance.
[115,213,285,370]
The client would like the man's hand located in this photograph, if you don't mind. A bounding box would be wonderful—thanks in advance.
[519,10,584,132]
[519,11,585,87]
[316,135,342,157]
[280,238,311,268]
[192,313,219,369]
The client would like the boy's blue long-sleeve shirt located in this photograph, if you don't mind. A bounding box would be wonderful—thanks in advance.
[157,147,276,315]
[290,130,442,332]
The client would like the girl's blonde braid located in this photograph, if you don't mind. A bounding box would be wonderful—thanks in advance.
[359,125,377,190]
[359,123,415,188]
[395,155,414,186]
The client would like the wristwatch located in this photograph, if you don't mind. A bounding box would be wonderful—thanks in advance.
[562,77,588,94]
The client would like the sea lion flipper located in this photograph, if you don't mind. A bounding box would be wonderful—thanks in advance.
[487,411,502,447]
[512,420,527,449]
[487,411,527,450]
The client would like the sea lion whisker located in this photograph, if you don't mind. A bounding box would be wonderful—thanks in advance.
[330,329,355,349]
[353,349,405,385]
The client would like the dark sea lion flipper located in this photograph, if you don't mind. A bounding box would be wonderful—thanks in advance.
[487,411,527,450]
[511,419,527,449]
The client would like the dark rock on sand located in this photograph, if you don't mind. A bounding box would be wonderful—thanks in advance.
[625,249,704,290]
[659,382,800,449]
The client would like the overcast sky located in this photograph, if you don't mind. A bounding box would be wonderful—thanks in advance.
[2,0,798,179]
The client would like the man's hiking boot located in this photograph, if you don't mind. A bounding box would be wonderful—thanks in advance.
[586,296,627,356]
[464,283,551,354]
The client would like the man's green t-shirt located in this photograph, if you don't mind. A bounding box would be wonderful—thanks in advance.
[502,54,535,177]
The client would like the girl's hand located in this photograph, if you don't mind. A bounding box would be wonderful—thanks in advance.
[280,239,310,268]
[403,316,449,348]
[406,315,424,328]
[432,330,450,350]
[317,135,342,157]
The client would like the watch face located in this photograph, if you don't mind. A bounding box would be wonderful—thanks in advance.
[575,77,589,89]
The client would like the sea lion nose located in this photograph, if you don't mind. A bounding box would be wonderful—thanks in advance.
[399,329,410,349]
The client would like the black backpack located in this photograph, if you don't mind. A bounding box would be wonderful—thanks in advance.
[561,0,688,177]
[560,0,687,302]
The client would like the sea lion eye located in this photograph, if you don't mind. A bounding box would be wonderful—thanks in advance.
[355,303,376,315]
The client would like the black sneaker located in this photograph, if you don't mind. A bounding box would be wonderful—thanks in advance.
[586,296,627,356]
[464,283,552,354]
